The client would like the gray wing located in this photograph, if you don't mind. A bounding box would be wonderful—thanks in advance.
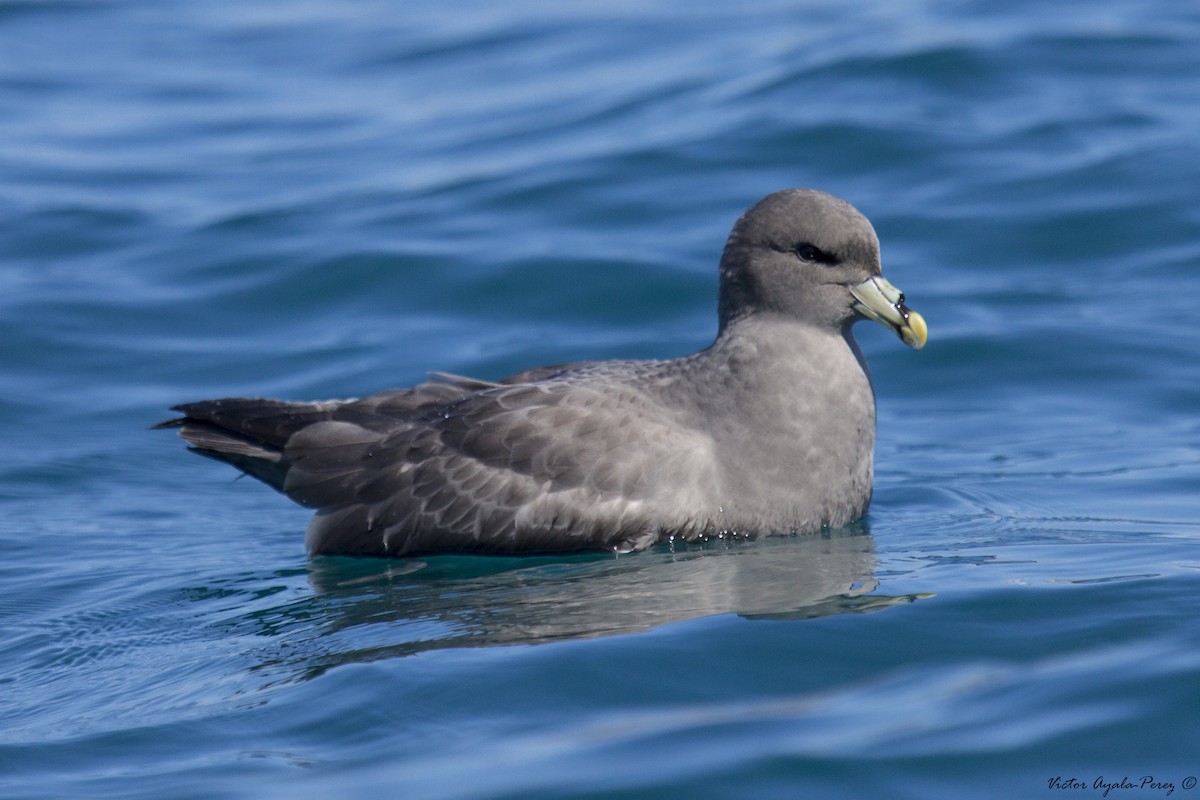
[158,375,495,490]
[290,378,720,556]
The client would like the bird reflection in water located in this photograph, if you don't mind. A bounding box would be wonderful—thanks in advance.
[243,526,932,684]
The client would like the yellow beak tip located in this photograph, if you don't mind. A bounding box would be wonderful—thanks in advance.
[902,309,928,350]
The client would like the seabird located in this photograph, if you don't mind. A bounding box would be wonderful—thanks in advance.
[157,189,926,557]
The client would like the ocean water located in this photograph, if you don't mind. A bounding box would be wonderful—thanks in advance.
[2,0,1199,797]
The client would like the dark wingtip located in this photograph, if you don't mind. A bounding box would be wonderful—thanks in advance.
[150,403,206,431]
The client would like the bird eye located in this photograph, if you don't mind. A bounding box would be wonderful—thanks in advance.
[795,244,825,263]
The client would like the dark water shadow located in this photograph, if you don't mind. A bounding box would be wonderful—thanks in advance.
[241,525,930,684]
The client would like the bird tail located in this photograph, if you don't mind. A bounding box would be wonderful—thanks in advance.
[153,398,338,492]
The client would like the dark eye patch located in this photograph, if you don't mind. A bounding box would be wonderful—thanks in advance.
[795,243,838,265]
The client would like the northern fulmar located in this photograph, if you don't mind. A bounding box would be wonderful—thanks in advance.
[157,189,926,557]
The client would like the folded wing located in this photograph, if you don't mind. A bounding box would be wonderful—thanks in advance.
[160,371,719,556]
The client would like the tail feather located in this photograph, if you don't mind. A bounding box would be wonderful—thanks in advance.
[154,397,340,492]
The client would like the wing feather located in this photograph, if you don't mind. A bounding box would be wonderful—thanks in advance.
[282,378,719,555]
[164,368,721,556]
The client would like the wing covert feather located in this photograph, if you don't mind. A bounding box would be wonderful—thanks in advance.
[290,380,720,555]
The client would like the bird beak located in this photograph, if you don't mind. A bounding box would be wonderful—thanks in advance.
[850,276,927,350]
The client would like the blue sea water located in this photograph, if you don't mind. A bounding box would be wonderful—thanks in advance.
[2,0,1199,797]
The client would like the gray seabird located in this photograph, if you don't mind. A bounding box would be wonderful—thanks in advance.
[157,189,927,557]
